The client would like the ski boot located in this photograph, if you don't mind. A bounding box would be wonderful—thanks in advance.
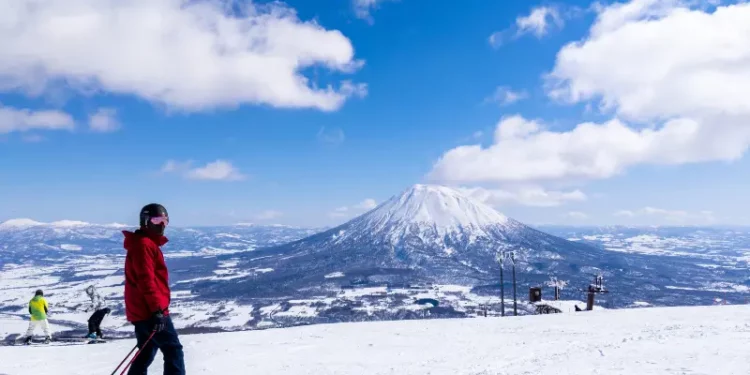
[43,336,51,344]
[86,333,97,340]
[24,336,32,345]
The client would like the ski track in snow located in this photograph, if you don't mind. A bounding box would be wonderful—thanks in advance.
[1,305,749,374]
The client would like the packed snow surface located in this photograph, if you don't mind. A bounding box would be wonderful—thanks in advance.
[1,305,748,374]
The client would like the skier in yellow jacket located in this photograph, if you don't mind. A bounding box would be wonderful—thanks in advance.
[24,289,51,344]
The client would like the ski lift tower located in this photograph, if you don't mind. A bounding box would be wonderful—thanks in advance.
[496,247,520,316]
[495,250,506,317]
[586,274,609,311]
[511,251,517,316]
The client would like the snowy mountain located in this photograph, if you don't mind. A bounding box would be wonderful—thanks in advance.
[2,304,748,375]
[207,184,624,289]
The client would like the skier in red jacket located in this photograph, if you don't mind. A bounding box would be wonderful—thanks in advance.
[123,203,185,375]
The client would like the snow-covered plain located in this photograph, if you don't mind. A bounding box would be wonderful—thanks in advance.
[1,305,748,375]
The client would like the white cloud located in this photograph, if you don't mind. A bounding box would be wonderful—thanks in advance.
[355,198,378,210]
[254,210,283,221]
[430,112,750,184]
[162,159,245,181]
[489,5,568,47]
[484,86,529,106]
[88,108,119,133]
[615,206,716,223]
[0,0,365,112]
[454,1,750,186]
[317,127,346,145]
[0,105,75,134]
[516,6,565,38]
[544,0,750,168]
[186,160,246,181]
[548,0,750,121]
[458,186,586,208]
[564,211,588,220]
[353,0,396,22]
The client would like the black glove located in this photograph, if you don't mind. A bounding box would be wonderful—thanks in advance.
[151,310,167,332]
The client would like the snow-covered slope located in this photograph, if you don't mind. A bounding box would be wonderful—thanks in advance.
[1,305,748,375]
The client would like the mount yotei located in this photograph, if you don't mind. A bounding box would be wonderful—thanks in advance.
[197,185,627,292]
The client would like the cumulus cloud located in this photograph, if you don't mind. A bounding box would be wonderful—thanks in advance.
[457,1,750,186]
[614,206,716,223]
[0,105,75,134]
[0,0,365,112]
[161,159,245,181]
[458,186,586,208]
[430,114,745,184]
[88,108,120,133]
[484,86,529,106]
[547,0,750,123]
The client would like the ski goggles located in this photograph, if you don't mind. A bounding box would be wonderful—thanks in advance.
[149,216,169,226]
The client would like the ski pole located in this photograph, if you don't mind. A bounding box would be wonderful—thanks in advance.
[110,330,156,375]
[118,330,157,375]
[109,345,138,375]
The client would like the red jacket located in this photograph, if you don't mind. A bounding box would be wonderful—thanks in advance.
[123,230,171,322]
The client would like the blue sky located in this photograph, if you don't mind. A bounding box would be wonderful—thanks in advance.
[1,0,750,227]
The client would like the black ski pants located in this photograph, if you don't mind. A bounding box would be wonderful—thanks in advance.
[127,316,185,375]
[87,320,103,337]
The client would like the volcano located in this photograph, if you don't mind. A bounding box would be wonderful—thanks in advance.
[192,184,636,299]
